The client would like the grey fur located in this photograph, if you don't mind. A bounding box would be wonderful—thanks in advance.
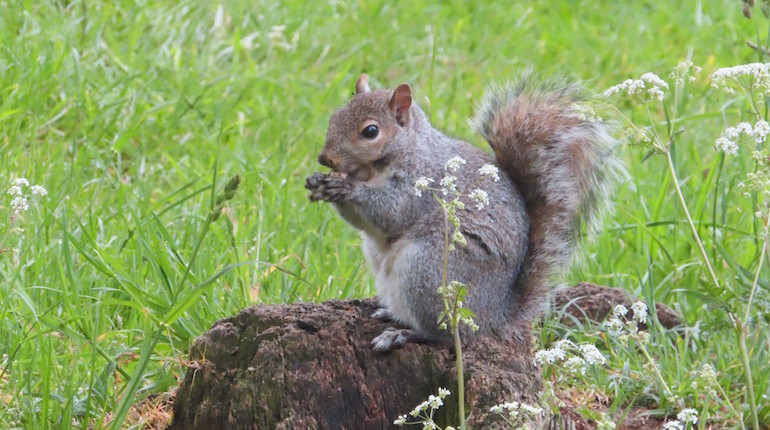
[306,72,618,351]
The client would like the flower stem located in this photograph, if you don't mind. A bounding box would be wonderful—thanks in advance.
[442,206,465,425]
[737,322,760,430]
[713,375,742,428]
[454,322,466,425]
[664,150,721,289]
[745,219,769,322]
[638,342,672,397]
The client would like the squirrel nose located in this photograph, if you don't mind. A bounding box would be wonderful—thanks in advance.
[318,152,333,168]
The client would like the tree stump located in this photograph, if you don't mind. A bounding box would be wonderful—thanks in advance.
[168,284,681,429]
[168,298,542,429]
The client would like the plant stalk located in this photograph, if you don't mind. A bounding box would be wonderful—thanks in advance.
[665,151,721,289]
[442,206,465,424]
[745,228,768,322]
[737,322,761,429]
[454,322,466,425]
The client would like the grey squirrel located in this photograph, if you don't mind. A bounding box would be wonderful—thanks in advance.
[305,72,618,352]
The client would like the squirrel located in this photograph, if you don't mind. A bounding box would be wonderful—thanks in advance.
[305,72,618,352]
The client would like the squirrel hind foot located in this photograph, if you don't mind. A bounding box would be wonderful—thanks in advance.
[371,327,423,353]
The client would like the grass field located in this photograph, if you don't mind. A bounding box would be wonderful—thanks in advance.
[1,0,769,428]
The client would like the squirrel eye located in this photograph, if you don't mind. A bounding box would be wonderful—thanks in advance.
[361,124,379,139]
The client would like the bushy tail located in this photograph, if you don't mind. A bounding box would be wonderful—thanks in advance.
[473,72,620,334]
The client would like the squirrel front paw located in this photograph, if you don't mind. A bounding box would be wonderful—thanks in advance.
[305,172,354,202]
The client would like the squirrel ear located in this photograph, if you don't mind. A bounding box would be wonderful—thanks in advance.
[355,74,371,94]
[389,84,412,127]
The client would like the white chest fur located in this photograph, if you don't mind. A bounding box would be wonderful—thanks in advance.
[361,233,420,330]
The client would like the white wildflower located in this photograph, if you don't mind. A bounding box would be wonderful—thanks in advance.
[607,317,624,335]
[10,197,29,214]
[736,122,754,136]
[439,175,458,196]
[711,63,770,94]
[716,120,770,153]
[565,356,587,375]
[613,304,628,318]
[478,164,500,182]
[677,408,698,424]
[662,420,683,430]
[699,363,717,381]
[715,137,738,155]
[604,72,668,101]
[12,178,29,188]
[469,189,490,210]
[669,61,701,85]
[519,403,544,416]
[414,176,434,197]
[755,120,770,143]
[534,345,566,365]
[410,400,430,416]
[631,301,648,324]
[444,156,467,173]
[422,421,437,430]
[7,185,22,197]
[571,103,602,123]
[491,402,517,414]
[437,387,451,398]
[30,185,47,196]
[553,339,576,350]
[597,418,617,430]
[637,331,650,344]
[579,344,606,365]
[394,414,407,425]
[427,394,443,410]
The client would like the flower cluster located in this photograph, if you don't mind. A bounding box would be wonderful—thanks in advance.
[477,164,500,182]
[7,178,47,216]
[414,176,435,197]
[489,401,544,419]
[715,120,770,155]
[444,156,467,173]
[662,408,699,430]
[534,339,606,375]
[603,72,669,101]
[711,63,770,94]
[413,156,500,210]
[393,387,451,427]
[571,102,603,123]
[605,301,648,341]
[668,61,701,86]
[468,189,489,210]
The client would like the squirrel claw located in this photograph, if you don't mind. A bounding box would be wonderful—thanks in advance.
[371,308,394,322]
[305,172,353,202]
[305,172,328,202]
[371,327,418,353]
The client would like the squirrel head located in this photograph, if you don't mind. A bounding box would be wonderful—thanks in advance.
[318,74,414,181]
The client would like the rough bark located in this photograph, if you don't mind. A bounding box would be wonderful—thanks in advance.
[553,282,682,330]
[168,298,541,429]
[168,284,681,429]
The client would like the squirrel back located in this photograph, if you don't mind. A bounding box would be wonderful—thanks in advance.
[473,72,619,331]
[307,73,618,351]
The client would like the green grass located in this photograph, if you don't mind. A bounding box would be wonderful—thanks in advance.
[1,0,768,428]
